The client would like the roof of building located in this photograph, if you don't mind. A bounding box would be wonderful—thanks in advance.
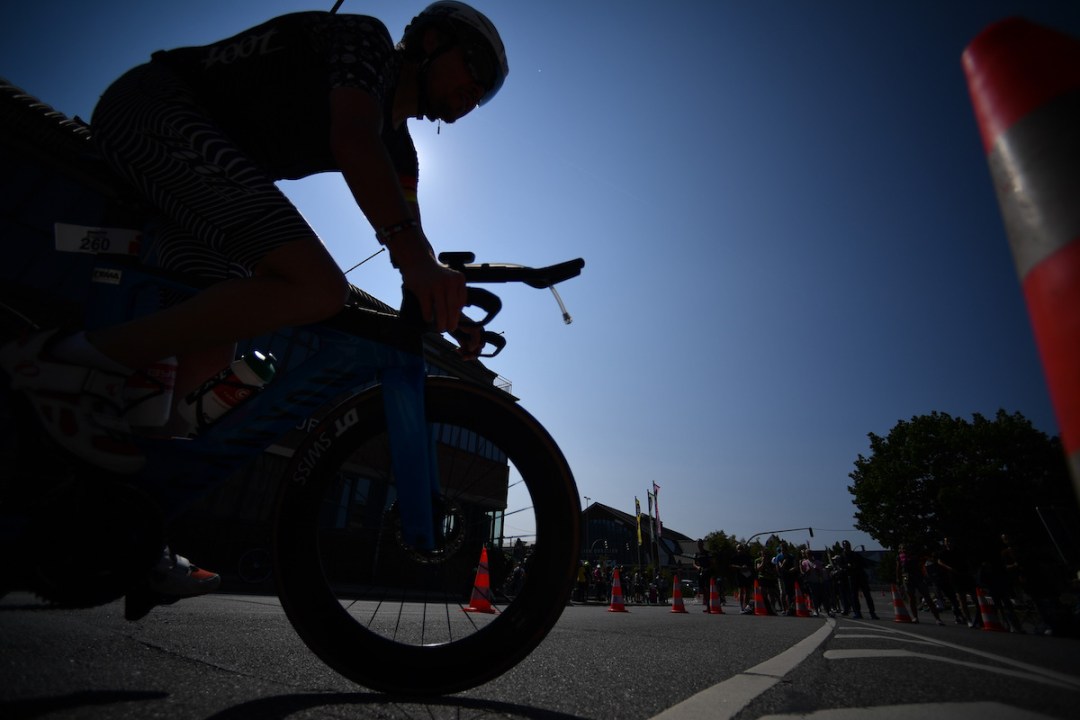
[585,501,696,544]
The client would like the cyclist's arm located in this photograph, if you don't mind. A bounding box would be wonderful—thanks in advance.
[329,86,465,331]
[330,86,426,261]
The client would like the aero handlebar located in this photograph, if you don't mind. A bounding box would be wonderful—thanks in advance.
[436,252,585,358]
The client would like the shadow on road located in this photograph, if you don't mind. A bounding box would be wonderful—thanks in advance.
[2,689,587,720]
[3,690,169,720]
[206,692,587,720]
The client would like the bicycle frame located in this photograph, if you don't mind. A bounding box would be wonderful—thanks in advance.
[87,254,444,550]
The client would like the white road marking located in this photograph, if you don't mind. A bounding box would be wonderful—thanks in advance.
[756,701,1058,719]
[648,616,1080,720]
[833,632,938,646]
[648,619,835,720]
[824,648,1078,691]
[839,618,1080,691]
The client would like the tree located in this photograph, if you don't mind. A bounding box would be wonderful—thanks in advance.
[703,530,735,565]
[848,410,1071,560]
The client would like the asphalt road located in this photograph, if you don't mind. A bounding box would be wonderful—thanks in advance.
[2,592,1079,719]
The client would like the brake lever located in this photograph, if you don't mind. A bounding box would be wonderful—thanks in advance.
[466,287,501,327]
[451,326,506,358]
[478,331,506,358]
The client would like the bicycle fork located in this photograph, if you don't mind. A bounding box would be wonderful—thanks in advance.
[380,360,442,552]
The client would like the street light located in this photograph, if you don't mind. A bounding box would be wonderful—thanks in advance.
[746,527,814,544]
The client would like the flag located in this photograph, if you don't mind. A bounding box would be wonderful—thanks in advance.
[653,482,662,537]
[647,491,654,542]
[635,497,642,545]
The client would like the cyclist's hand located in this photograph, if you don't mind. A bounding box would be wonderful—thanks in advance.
[400,256,467,333]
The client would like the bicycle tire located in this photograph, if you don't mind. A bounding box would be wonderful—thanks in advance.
[273,376,580,695]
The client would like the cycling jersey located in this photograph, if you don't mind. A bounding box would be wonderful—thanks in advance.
[152,11,418,185]
[91,12,419,280]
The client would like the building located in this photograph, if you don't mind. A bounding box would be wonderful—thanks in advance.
[581,501,697,571]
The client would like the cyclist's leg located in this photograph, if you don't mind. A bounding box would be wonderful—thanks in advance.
[87,62,347,372]
[90,237,346,379]
[3,62,346,471]
[146,223,238,412]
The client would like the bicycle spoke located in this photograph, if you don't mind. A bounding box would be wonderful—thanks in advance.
[308,419,531,646]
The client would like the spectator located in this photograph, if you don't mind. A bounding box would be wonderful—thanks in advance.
[800,547,830,617]
[841,540,879,620]
[506,562,525,596]
[923,549,953,621]
[755,548,779,615]
[694,539,714,612]
[976,558,1023,631]
[633,568,646,604]
[828,553,850,615]
[774,546,797,616]
[938,537,976,627]
[653,570,667,605]
[731,543,755,614]
[897,543,944,625]
[575,561,587,603]
[1001,534,1058,635]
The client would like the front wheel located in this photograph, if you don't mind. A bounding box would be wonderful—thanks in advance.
[273,376,580,695]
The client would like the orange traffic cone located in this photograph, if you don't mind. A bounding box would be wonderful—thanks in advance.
[976,588,1007,632]
[670,575,688,613]
[608,568,629,612]
[794,582,811,618]
[753,580,771,616]
[963,20,1080,477]
[463,546,495,614]
[890,585,913,623]
[708,577,723,614]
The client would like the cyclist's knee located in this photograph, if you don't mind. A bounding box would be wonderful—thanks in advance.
[274,269,346,325]
[257,239,348,322]
[303,271,349,320]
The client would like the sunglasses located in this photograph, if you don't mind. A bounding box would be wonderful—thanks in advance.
[462,44,497,97]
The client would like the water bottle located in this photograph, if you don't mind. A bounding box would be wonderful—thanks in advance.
[124,356,178,427]
[178,350,276,434]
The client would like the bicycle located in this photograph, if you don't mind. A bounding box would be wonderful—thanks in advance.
[0,76,584,695]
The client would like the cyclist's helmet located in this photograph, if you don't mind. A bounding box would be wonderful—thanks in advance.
[401,1,509,106]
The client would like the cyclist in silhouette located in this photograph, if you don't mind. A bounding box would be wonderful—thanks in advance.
[2,2,507,603]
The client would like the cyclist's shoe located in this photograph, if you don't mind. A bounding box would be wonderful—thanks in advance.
[0,330,144,474]
[148,548,221,597]
[125,548,221,621]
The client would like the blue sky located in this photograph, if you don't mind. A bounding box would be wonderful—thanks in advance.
[3,1,1076,551]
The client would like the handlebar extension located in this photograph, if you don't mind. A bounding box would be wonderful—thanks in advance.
[399,253,585,358]
[439,253,585,289]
